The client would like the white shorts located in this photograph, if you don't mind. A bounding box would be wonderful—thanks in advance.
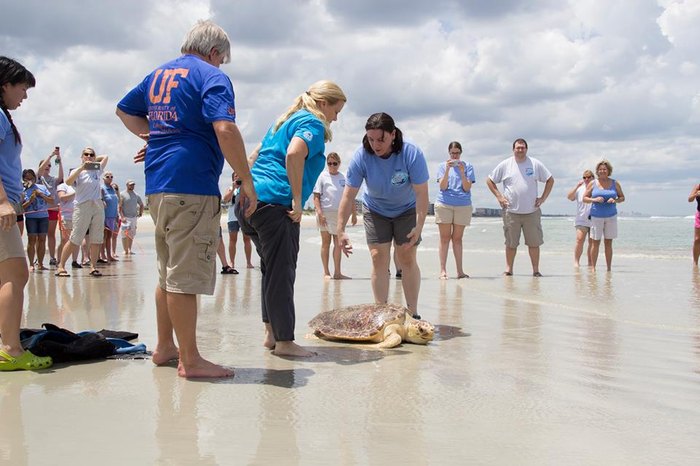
[317,209,339,235]
[121,217,138,238]
[590,216,617,240]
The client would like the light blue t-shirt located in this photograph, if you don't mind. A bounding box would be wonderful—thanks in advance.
[346,140,430,217]
[0,112,23,204]
[435,161,476,206]
[251,110,326,206]
[101,185,119,218]
[23,184,51,219]
[117,54,237,196]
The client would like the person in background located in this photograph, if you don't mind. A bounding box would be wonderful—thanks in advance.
[435,141,475,279]
[110,182,121,258]
[689,183,700,267]
[54,147,109,278]
[118,179,144,256]
[486,138,554,277]
[312,151,355,279]
[117,20,257,378]
[56,177,80,268]
[583,160,625,272]
[0,55,53,371]
[21,168,53,271]
[239,80,346,357]
[222,172,254,270]
[567,169,594,267]
[337,112,430,320]
[100,171,119,262]
[37,146,63,265]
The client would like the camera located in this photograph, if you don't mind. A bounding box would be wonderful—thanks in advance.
[235,179,242,186]
[84,162,101,170]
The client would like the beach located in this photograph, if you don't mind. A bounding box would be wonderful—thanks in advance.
[2,215,700,465]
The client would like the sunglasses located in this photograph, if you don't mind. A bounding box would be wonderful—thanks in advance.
[583,176,593,179]
[327,162,339,166]
[105,176,113,178]
[83,153,95,157]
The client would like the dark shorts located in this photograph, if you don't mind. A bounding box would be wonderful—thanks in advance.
[227,220,241,233]
[25,217,49,235]
[363,207,421,246]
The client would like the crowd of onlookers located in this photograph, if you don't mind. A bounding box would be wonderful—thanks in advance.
[17,147,147,277]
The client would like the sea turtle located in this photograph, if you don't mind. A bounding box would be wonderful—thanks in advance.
[308,303,435,348]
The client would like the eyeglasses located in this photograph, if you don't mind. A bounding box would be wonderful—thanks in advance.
[327,162,339,166]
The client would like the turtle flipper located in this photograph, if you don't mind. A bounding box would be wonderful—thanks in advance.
[376,332,402,348]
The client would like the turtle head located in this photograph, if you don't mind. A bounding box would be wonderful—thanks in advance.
[405,318,435,344]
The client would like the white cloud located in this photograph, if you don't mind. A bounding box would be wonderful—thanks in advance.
[2,0,699,215]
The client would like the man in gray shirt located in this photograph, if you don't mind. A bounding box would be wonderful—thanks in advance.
[118,180,144,255]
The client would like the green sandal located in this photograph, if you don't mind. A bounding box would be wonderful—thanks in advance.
[0,349,53,371]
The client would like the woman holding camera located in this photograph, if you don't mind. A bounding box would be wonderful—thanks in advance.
[21,168,54,271]
[55,148,109,277]
[222,172,253,272]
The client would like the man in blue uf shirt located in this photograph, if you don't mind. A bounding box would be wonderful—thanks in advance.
[116,20,256,379]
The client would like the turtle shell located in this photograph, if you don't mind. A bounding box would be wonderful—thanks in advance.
[308,303,408,340]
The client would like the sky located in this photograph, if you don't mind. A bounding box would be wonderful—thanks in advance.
[2,0,699,216]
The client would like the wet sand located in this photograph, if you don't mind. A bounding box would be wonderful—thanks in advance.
[3,216,700,465]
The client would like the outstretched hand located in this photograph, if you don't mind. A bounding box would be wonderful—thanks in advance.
[339,232,353,257]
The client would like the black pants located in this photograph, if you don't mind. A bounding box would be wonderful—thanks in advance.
[238,202,299,341]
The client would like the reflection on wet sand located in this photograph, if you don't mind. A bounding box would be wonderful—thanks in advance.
[4,221,700,464]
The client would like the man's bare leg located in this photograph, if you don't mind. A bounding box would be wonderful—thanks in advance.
[166,291,233,378]
[152,286,179,365]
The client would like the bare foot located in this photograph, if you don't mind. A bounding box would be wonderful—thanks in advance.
[36,264,48,271]
[246,263,254,269]
[574,262,580,267]
[177,358,234,378]
[457,273,469,279]
[272,341,316,357]
[323,273,332,280]
[439,272,448,280]
[263,325,276,350]
[29,265,35,272]
[152,344,179,366]
[332,273,351,280]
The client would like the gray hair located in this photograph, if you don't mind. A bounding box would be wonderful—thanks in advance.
[180,20,231,64]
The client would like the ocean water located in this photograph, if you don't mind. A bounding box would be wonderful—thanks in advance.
[418,215,696,260]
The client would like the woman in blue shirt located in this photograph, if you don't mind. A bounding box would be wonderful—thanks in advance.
[239,80,346,358]
[583,160,625,271]
[337,113,430,320]
[21,168,54,271]
[435,141,475,279]
[0,56,52,371]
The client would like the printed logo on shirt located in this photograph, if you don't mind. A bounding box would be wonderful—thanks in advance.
[525,167,534,176]
[302,131,313,141]
[227,106,236,117]
[391,171,409,186]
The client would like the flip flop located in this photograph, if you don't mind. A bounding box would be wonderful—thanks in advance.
[533,272,543,277]
[89,269,103,277]
[0,349,53,371]
[503,271,513,276]
[221,266,238,274]
[55,270,71,277]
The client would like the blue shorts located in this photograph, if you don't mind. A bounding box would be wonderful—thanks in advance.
[227,220,240,233]
[25,217,49,235]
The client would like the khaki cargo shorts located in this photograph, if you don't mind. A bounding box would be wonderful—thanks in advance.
[0,202,25,262]
[503,209,544,248]
[149,193,221,295]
